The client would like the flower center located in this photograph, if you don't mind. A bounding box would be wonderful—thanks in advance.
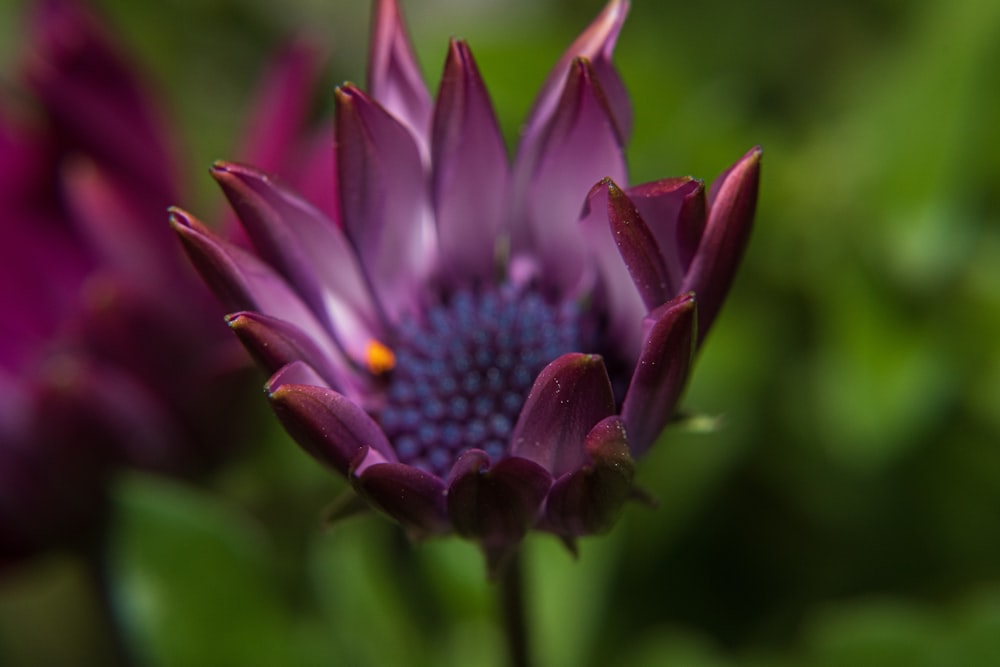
[377,285,580,476]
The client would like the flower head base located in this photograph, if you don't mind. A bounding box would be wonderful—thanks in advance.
[174,0,760,574]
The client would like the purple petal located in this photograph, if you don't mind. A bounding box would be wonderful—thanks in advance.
[170,207,339,357]
[367,0,433,156]
[430,39,510,284]
[626,177,706,286]
[353,459,450,537]
[26,0,178,203]
[34,355,180,470]
[335,85,436,321]
[212,162,383,364]
[237,38,325,174]
[519,0,631,159]
[446,450,552,576]
[680,146,761,343]
[226,311,361,398]
[545,415,634,537]
[510,353,616,477]
[605,178,673,310]
[579,181,645,362]
[266,366,395,475]
[516,59,627,295]
[621,293,697,456]
[62,158,183,291]
[266,359,330,389]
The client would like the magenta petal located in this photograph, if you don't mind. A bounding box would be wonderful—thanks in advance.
[510,353,616,477]
[517,59,627,295]
[237,38,324,174]
[430,39,510,283]
[226,311,360,398]
[605,178,673,311]
[27,0,178,202]
[335,85,436,321]
[519,0,631,158]
[367,0,433,155]
[680,147,761,342]
[266,370,395,475]
[353,460,450,537]
[63,159,183,290]
[446,450,552,576]
[621,293,697,456]
[212,162,382,362]
[545,415,634,537]
[580,181,645,362]
[626,177,706,286]
[170,208,336,351]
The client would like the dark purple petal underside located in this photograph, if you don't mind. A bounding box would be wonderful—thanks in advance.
[605,179,673,311]
[510,353,616,477]
[353,458,450,538]
[446,450,552,577]
[431,39,510,284]
[266,372,395,475]
[680,146,761,343]
[626,177,705,286]
[545,415,634,537]
[579,181,646,362]
[226,311,360,397]
[621,293,697,456]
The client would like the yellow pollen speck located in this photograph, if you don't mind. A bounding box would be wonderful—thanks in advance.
[365,340,396,374]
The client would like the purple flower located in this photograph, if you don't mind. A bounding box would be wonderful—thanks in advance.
[173,0,760,573]
[0,0,326,566]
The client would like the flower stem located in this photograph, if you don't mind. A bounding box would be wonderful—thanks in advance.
[84,537,136,667]
[499,550,530,667]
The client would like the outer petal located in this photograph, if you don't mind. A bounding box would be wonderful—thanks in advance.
[446,450,552,577]
[516,59,627,295]
[605,178,672,310]
[545,415,634,537]
[335,85,436,321]
[226,311,360,397]
[680,147,761,343]
[212,162,382,363]
[352,458,450,538]
[518,0,631,161]
[626,177,706,288]
[510,353,616,477]
[621,293,697,456]
[170,208,347,374]
[580,181,645,362]
[367,0,433,156]
[430,39,510,284]
[265,363,395,475]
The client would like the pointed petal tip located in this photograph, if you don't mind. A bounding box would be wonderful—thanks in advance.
[333,82,362,104]
[168,206,207,234]
[224,310,250,329]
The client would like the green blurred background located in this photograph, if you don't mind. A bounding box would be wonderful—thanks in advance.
[2,0,999,665]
